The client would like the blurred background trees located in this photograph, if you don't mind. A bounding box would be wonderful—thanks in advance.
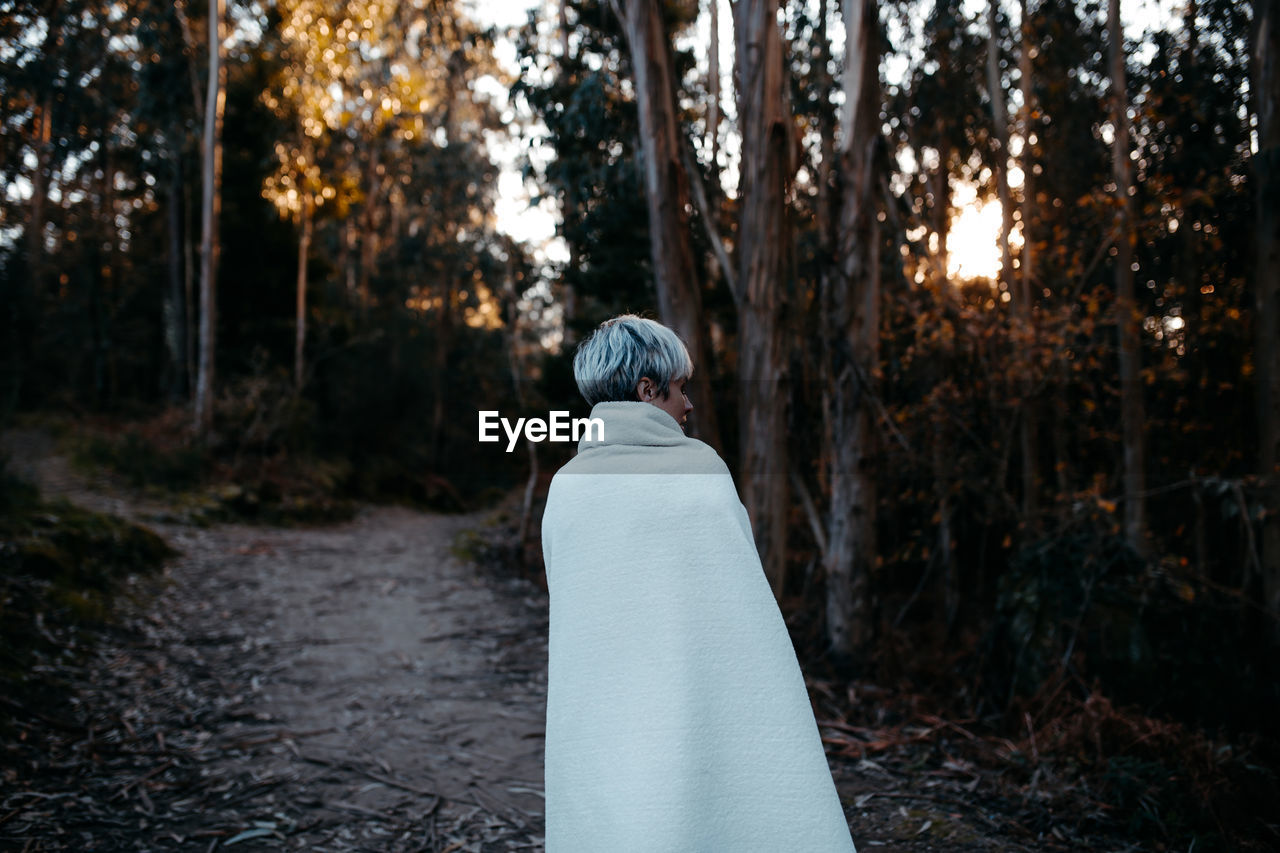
[1,0,1276,841]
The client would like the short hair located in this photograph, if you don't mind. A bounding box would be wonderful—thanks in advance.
[573,315,694,406]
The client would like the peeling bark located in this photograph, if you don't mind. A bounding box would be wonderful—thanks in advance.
[824,0,880,659]
[734,0,796,596]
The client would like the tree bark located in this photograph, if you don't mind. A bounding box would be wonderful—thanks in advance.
[1254,0,1280,636]
[195,0,226,435]
[1108,0,1147,555]
[824,0,880,659]
[612,0,722,453]
[733,0,796,596]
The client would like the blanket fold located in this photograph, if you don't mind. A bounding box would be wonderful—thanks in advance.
[542,401,856,852]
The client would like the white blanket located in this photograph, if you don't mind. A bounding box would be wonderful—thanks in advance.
[541,401,855,852]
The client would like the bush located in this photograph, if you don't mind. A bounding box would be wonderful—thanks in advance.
[983,498,1278,732]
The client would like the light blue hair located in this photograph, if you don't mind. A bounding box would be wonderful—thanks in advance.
[573,315,694,406]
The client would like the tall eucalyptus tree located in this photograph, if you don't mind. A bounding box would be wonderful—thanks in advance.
[195,0,226,433]
[608,0,722,451]
[1107,0,1148,555]
[823,0,882,659]
[735,0,797,595]
[1255,0,1280,637]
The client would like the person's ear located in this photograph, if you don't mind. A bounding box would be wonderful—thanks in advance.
[635,377,655,401]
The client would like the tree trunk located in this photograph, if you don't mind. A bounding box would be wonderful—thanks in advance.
[1254,0,1280,636]
[1018,0,1040,522]
[1017,0,1035,311]
[195,0,226,435]
[815,0,836,249]
[430,276,454,466]
[1108,0,1147,555]
[359,142,382,320]
[1050,386,1069,494]
[932,126,951,283]
[24,0,63,278]
[174,0,205,117]
[824,0,880,660]
[502,251,539,562]
[708,0,721,168]
[560,0,570,56]
[560,1,579,345]
[295,195,312,391]
[934,420,958,629]
[733,0,795,596]
[185,164,198,397]
[91,143,114,406]
[986,0,1012,282]
[166,148,188,402]
[26,96,53,275]
[614,0,722,453]
[343,218,357,301]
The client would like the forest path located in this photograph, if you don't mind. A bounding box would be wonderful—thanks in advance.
[2,428,549,851]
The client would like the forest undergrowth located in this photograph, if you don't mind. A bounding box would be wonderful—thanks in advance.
[38,377,512,528]
[785,614,1280,851]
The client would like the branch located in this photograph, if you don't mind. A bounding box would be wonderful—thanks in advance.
[682,141,740,309]
[605,0,628,47]
[1233,480,1264,586]
[1069,221,1122,303]
[789,465,827,557]
[849,357,912,455]
[173,0,205,118]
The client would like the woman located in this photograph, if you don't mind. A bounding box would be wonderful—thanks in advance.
[541,315,856,852]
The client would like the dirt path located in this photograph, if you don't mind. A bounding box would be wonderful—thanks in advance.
[155,507,550,849]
